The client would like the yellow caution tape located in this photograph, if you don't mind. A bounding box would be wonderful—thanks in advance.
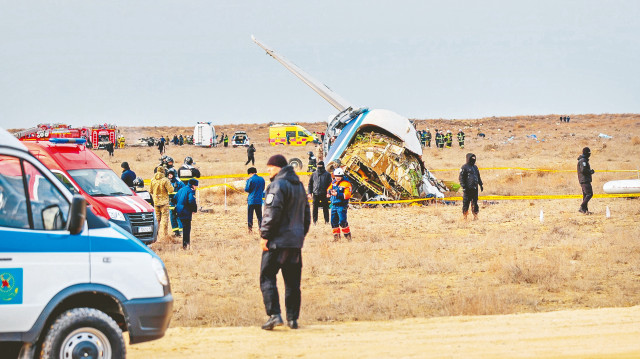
[430,167,640,173]
[351,193,640,204]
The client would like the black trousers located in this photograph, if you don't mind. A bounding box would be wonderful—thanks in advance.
[312,195,330,224]
[580,183,593,212]
[260,248,302,321]
[245,155,255,165]
[181,218,192,248]
[462,188,479,214]
[248,204,262,229]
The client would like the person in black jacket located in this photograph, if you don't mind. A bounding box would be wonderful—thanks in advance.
[307,161,332,224]
[577,147,595,214]
[259,155,311,330]
[245,144,256,166]
[459,153,483,220]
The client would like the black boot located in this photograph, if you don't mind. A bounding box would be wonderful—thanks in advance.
[287,320,298,329]
[261,314,283,330]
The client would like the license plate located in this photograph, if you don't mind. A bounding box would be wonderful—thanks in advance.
[138,226,153,233]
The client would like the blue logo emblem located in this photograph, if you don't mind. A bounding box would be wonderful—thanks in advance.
[0,268,23,304]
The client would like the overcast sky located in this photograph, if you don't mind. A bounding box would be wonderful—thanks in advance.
[1,0,639,129]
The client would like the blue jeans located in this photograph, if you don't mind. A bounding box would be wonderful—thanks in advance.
[330,206,348,228]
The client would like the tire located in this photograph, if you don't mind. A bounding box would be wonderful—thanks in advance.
[288,158,303,170]
[40,307,125,359]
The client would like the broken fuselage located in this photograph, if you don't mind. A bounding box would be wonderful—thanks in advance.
[252,36,445,201]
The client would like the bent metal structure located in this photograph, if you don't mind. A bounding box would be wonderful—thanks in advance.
[252,36,445,201]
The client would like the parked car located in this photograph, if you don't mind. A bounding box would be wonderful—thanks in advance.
[231,131,250,147]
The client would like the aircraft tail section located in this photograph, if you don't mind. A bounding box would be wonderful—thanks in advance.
[252,35,353,112]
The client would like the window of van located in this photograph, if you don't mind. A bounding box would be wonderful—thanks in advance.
[52,171,78,194]
[68,169,132,197]
[23,162,69,231]
[298,131,306,137]
[0,155,29,229]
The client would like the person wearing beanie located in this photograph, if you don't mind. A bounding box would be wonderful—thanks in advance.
[577,147,595,214]
[307,161,332,225]
[120,162,136,188]
[259,155,310,330]
[175,178,198,249]
[459,153,483,220]
[245,167,265,232]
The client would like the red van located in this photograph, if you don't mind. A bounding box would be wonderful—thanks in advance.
[23,139,158,244]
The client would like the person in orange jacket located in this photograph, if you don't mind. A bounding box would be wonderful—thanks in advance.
[327,167,352,241]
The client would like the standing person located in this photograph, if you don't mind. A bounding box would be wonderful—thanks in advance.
[459,153,483,220]
[307,151,317,172]
[149,166,174,238]
[307,161,332,225]
[259,155,310,330]
[167,168,185,237]
[120,162,136,187]
[175,179,198,249]
[457,129,465,148]
[445,130,453,148]
[328,168,352,241]
[577,147,595,214]
[245,167,265,232]
[223,134,229,147]
[106,141,115,156]
[435,130,443,149]
[158,138,165,155]
[425,128,432,147]
[246,144,256,166]
[178,156,201,180]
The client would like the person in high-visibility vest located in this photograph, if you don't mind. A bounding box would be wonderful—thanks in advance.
[457,129,465,148]
[425,128,432,147]
[445,130,453,148]
[327,167,352,241]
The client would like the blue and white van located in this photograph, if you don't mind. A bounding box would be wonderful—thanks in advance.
[0,128,172,358]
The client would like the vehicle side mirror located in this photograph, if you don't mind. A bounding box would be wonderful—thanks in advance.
[67,195,86,235]
[42,205,64,230]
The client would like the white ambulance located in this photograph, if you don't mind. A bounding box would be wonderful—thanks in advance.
[0,128,172,358]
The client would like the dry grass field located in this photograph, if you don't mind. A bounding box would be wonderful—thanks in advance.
[12,113,640,356]
[90,113,640,328]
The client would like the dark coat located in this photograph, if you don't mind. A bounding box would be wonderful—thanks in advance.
[260,165,310,249]
[459,153,483,190]
[307,168,332,196]
[121,169,137,187]
[577,154,594,184]
[175,186,197,220]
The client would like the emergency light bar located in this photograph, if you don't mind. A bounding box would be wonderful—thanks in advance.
[49,138,87,144]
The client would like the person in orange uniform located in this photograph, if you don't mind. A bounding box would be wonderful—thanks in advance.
[327,167,352,241]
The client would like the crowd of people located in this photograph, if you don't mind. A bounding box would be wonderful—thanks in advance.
[416,128,466,149]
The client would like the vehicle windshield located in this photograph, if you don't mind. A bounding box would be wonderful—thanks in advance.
[68,169,132,197]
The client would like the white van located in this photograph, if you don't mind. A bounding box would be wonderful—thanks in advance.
[193,122,216,147]
[0,128,172,358]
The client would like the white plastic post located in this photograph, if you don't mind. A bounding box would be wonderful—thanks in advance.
[606,206,611,218]
[539,209,544,223]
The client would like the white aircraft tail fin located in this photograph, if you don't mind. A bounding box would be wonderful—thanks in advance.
[252,35,353,112]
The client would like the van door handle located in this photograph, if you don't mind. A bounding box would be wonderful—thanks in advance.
[0,258,12,261]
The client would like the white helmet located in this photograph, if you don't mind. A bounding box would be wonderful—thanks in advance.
[333,168,345,176]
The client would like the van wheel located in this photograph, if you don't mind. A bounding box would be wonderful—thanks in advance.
[288,158,303,170]
[40,308,125,359]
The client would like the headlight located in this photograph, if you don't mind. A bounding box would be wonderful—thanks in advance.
[107,208,126,221]
[151,257,169,286]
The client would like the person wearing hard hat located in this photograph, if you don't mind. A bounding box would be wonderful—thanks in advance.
[425,128,432,147]
[327,167,352,241]
[445,130,453,148]
[259,155,310,330]
[457,129,465,148]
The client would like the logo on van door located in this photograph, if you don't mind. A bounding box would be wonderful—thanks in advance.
[0,268,22,304]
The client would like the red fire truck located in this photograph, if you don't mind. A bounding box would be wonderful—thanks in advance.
[14,123,90,142]
[89,124,119,150]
